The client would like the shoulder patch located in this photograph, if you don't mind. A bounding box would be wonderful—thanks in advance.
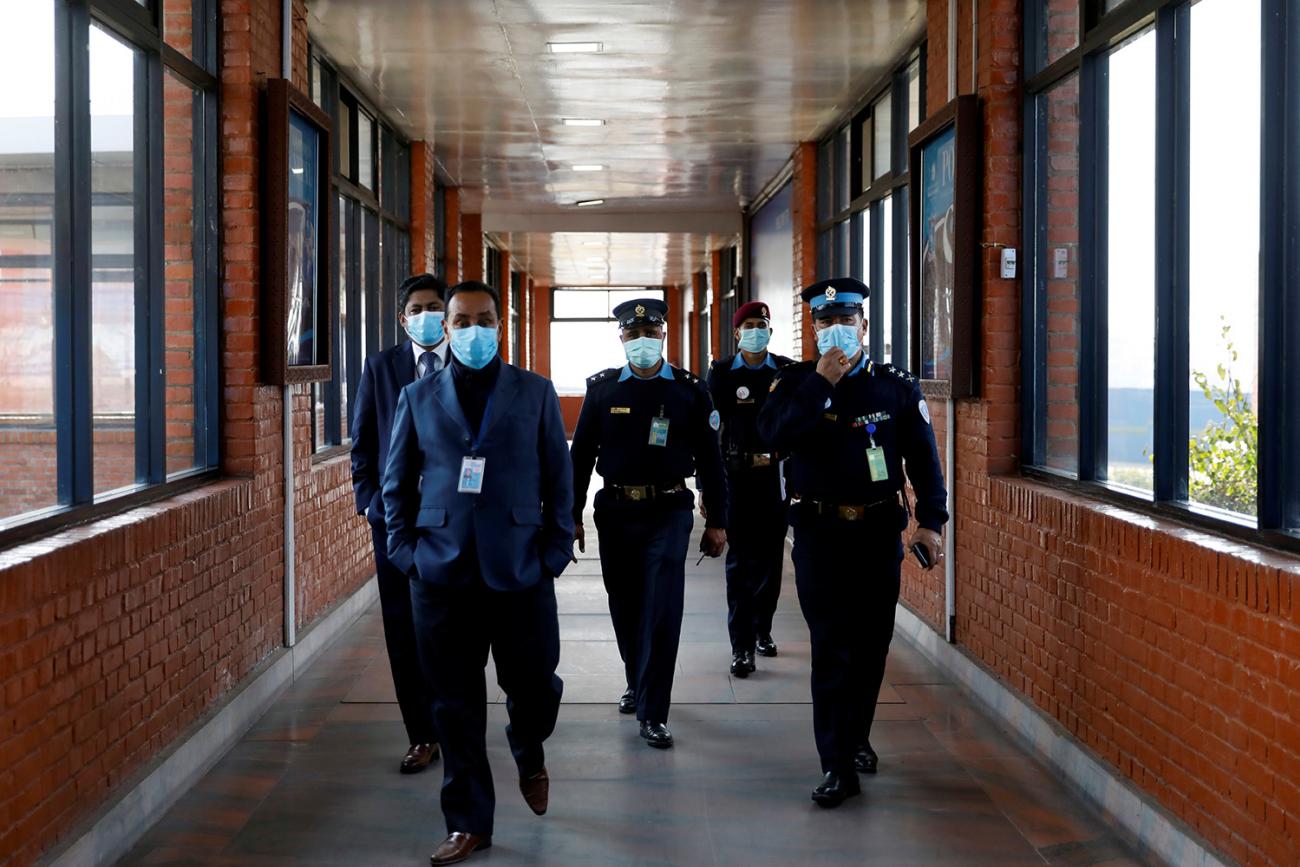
[918,398,932,425]
[709,409,720,430]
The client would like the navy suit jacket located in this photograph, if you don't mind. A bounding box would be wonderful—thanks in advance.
[351,340,420,525]
[381,360,575,591]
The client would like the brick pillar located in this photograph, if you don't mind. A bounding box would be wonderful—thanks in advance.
[666,284,684,368]
[500,251,512,363]
[709,249,723,360]
[442,186,461,283]
[533,283,552,379]
[461,212,483,282]
[409,141,436,274]
[791,141,818,361]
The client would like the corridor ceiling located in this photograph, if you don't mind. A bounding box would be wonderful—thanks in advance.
[306,0,926,286]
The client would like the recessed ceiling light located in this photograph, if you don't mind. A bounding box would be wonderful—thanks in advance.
[576,198,605,207]
[563,118,605,127]
[571,164,605,172]
[547,42,603,54]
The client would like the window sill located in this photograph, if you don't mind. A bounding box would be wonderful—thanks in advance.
[1018,466,1300,557]
[311,443,351,465]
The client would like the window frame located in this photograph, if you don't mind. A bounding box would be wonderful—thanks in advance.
[0,0,221,546]
[1021,0,1300,547]
[816,49,925,367]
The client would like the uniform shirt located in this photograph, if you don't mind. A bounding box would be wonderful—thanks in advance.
[757,356,948,532]
[570,362,729,529]
[706,351,794,463]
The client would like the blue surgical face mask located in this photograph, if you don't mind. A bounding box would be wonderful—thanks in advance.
[623,336,663,369]
[816,323,862,359]
[737,327,771,353]
[449,325,499,369]
[404,310,444,346]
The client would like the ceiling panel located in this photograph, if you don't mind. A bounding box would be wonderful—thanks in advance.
[308,0,925,285]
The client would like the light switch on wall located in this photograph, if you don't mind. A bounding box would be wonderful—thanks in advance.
[1000,247,1017,279]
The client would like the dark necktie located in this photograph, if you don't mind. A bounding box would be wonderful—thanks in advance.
[420,351,440,378]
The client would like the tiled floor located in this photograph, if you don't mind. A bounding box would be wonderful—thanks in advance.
[121,517,1144,866]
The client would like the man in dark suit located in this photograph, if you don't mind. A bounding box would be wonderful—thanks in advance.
[382,281,575,866]
[351,273,448,775]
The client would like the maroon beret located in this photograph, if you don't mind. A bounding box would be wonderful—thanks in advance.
[733,301,772,329]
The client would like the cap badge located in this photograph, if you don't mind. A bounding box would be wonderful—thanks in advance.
[635,304,646,316]
[825,287,837,301]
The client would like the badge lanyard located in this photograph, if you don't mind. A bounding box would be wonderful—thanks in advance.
[865,422,889,483]
[648,403,669,447]
[458,387,498,495]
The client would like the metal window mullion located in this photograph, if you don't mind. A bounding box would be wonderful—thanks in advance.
[1022,90,1048,468]
[195,84,220,469]
[137,48,166,484]
[1258,0,1299,529]
[869,202,885,362]
[1079,52,1107,482]
[1152,5,1190,504]
[55,1,95,505]
[892,183,909,368]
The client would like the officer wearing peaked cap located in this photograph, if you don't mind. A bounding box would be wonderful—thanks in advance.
[706,301,794,679]
[758,277,948,807]
[570,297,728,749]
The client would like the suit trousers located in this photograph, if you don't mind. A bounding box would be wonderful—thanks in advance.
[370,523,436,746]
[594,500,693,723]
[723,468,787,652]
[409,573,563,837]
[790,509,902,774]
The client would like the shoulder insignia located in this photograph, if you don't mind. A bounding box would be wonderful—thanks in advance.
[676,367,699,385]
[878,362,918,385]
[768,377,780,393]
[586,367,618,386]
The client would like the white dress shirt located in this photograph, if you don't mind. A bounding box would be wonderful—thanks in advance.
[413,338,450,378]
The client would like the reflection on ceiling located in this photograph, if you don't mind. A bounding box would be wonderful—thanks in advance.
[307,0,926,285]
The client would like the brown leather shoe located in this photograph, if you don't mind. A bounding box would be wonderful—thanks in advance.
[430,832,490,865]
[519,767,549,815]
[400,743,440,775]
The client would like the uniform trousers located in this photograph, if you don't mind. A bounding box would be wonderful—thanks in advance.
[409,571,563,837]
[723,468,787,652]
[593,493,694,723]
[790,505,903,774]
[370,522,436,746]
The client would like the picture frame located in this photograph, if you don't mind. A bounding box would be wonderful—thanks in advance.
[262,78,333,384]
[908,95,982,399]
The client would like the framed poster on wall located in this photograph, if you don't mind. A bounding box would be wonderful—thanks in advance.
[262,78,333,384]
[908,95,981,398]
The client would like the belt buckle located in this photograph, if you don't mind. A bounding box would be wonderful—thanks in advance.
[751,453,772,467]
[627,487,644,501]
[840,506,860,520]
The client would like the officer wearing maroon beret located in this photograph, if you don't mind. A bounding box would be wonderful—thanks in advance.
[758,277,948,808]
[705,301,794,678]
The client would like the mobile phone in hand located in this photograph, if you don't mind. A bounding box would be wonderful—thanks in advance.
[909,541,932,569]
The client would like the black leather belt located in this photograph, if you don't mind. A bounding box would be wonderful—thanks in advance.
[603,482,686,502]
[794,494,901,521]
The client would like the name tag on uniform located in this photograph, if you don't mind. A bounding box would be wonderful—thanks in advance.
[648,416,670,447]
[866,447,889,483]
[610,406,631,414]
[458,457,486,494]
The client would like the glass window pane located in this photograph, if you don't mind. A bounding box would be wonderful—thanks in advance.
[835,126,850,213]
[605,288,662,316]
[881,195,894,363]
[553,289,609,319]
[0,0,57,523]
[859,210,871,284]
[873,92,892,178]
[550,321,626,395]
[338,100,351,179]
[313,383,325,452]
[906,58,922,131]
[1187,0,1260,516]
[835,219,850,277]
[1042,74,1081,475]
[90,24,138,496]
[357,109,374,190]
[859,114,872,194]
[1105,29,1156,494]
[311,57,325,108]
[1039,0,1080,71]
[163,70,200,476]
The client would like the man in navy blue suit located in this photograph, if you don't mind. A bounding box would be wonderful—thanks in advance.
[382,280,575,866]
[351,273,447,775]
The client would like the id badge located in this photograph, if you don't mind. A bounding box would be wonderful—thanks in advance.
[458,456,486,494]
[866,447,889,483]
[648,416,670,447]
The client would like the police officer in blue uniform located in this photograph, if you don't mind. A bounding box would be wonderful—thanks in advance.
[706,301,793,678]
[758,278,948,807]
[570,297,728,749]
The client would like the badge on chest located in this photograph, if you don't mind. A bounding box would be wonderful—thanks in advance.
[458,456,486,494]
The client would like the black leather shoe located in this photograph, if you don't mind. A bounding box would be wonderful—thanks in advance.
[729,650,756,678]
[755,634,778,657]
[854,742,878,774]
[617,688,636,715]
[811,770,860,808]
[639,720,673,749]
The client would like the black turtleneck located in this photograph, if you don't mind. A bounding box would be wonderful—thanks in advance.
[450,353,502,433]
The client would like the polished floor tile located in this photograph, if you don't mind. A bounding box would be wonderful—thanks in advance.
[120,520,1143,866]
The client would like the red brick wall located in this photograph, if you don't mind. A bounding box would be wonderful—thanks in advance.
[790,142,817,361]
[442,186,461,283]
[410,141,436,275]
[461,213,483,283]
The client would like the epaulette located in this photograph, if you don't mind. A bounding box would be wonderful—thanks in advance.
[875,362,918,385]
[674,366,700,385]
[586,367,619,386]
